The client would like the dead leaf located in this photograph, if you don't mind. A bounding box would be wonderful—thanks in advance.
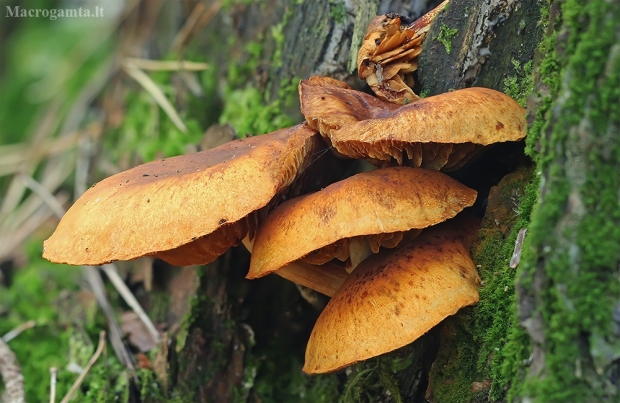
[121,311,156,352]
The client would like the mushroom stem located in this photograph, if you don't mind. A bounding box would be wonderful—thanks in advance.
[346,236,373,273]
[242,236,347,297]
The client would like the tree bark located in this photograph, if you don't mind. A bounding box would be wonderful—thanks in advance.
[513,1,620,402]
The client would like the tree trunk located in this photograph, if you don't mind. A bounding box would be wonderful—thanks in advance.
[165,1,619,402]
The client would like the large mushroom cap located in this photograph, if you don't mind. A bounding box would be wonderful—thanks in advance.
[43,124,324,266]
[303,218,481,374]
[247,167,477,279]
[300,77,526,170]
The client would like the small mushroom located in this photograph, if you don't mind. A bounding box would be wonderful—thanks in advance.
[43,124,326,266]
[246,167,477,280]
[299,76,526,170]
[303,216,481,374]
[357,0,449,104]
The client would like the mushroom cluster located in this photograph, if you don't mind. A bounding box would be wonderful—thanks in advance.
[43,4,526,375]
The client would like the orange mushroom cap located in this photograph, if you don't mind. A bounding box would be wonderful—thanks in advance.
[300,76,526,170]
[247,167,477,279]
[43,124,325,266]
[303,217,481,374]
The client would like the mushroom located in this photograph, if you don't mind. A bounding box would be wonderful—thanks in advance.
[246,167,477,281]
[303,216,481,374]
[357,0,449,104]
[43,123,327,267]
[299,76,526,170]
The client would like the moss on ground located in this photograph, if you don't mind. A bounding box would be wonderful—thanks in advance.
[0,240,130,402]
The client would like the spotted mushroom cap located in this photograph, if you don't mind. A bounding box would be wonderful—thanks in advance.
[300,77,526,170]
[303,217,481,374]
[43,124,324,266]
[246,167,477,279]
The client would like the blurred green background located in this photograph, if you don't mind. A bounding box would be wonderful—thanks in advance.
[0,0,299,400]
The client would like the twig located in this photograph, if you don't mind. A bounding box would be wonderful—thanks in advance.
[0,337,25,403]
[49,367,58,403]
[123,57,209,71]
[509,228,528,269]
[59,331,106,403]
[122,61,188,133]
[101,264,161,344]
[2,320,36,343]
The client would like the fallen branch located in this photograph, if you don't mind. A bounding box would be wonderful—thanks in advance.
[0,337,25,403]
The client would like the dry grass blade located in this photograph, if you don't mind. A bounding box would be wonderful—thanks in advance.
[2,157,74,234]
[2,320,36,343]
[0,102,62,221]
[19,174,67,220]
[122,61,188,133]
[170,1,205,52]
[124,57,208,71]
[171,1,222,52]
[0,337,25,403]
[59,331,106,403]
[0,193,70,262]
[0,133,80,177]
[101,264,161,344]
[84,266,137,378]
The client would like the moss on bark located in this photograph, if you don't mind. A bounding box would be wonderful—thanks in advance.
[508,0,620,401]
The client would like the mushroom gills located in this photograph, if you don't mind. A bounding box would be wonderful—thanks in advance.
[302,231,415,273]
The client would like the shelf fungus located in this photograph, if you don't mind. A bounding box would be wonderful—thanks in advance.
[300,76,526,170]
[246,167,477,286]
[43,124,326,267]
[303,217,481,374]
[357,0,449,104]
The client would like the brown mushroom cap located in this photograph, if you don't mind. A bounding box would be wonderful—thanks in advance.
[246,167,477,279]
[303,217,481,374]
[43,124,324,266]
[300,77,526,170]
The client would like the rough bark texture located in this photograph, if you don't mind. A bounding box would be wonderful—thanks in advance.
[159,0,620,402]
[512,1,620,402]
[0,338,25,403]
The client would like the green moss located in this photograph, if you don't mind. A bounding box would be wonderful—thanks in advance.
[503,58,534,106]
[329,1,347,24]
[218,85,296,137]
[437,23,458,55]
[429,314,478,403]
[0,239,130,402]
[219,20,298,137]
[506,0,620,401]
[476,171,538,400]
